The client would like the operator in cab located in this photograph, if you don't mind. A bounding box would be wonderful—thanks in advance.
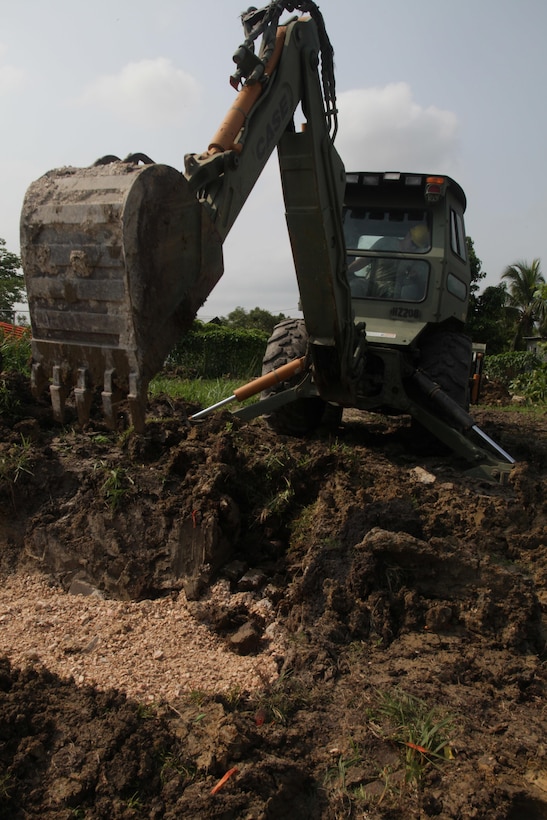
[348,223,430,299]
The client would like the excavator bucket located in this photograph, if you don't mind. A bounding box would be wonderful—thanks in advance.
[20,160,223,430]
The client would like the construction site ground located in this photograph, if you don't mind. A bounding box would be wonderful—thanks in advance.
[0,373,546,819]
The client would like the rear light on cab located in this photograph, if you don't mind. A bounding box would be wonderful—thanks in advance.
[425,176,447,202]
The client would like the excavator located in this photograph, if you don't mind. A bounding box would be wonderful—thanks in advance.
[20,1,514,482]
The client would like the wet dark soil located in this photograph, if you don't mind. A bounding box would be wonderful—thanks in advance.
[1,372,546,819]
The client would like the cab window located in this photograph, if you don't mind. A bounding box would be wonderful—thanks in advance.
[450,209,467,260]
[348,256,429,302]
[343,208,431,254]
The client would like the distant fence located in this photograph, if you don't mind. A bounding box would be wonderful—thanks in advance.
[0,322,28,340]
[0,322,32,374]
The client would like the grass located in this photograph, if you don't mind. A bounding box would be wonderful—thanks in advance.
[258,476,295,523]
[0,434,33,507]
[186,689,207,708]
[222,685,244,710]
[93,462,134,511]
[0,377,22,419]
[371,689,454,785]
[253,669,309,726]
[287,501,326,558]
[323,750,362,815]
[478,402,546,415]
[149,375,259,412]
[89,433,114,445]
[0,770,12,800]
[321,690,454,814]
[159,751,196,785]
[0,331,31,375]
[136,702,157,720]
[0,434,33,484]
[123,791,143,811]
[261,446,292,479]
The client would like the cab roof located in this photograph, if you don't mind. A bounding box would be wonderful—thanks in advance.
[344,171,467,211]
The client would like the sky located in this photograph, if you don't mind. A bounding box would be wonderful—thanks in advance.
[2,0,546,321]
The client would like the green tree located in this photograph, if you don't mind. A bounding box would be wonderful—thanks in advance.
[535,283,547,337]
[502,258,546,350]
[0,239,25,322]
[466,236,487,304]
[464,237,510,353]
[222,306,288,335]
[465,237,486,332]
[468,284,511,354]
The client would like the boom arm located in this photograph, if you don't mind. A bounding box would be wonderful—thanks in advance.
[184,5,357,400]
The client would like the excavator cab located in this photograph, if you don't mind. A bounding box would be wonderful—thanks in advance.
[343,171,470,350]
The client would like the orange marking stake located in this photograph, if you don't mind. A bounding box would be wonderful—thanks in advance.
[255,708,267,726]
[210,766,239,795]
[404,742,429,754]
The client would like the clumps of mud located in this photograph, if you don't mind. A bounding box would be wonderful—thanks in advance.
[1,377,547,818]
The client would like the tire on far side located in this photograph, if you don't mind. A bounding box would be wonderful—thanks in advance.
[261,318,327,436]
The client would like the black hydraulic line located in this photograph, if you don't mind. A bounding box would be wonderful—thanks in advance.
[93,155,121,166]
[237,1,338,139]
[123,153,155,165]
[413,369,474,431]
[92,153,155,167]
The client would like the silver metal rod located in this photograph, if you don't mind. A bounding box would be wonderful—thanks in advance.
[190,394,236,420]
[472,425,516,464]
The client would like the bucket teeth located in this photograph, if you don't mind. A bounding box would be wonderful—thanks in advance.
[30,362,49,401]
[32,364,148,430]
[101,369,124,431]
[74,367,93,427]
[50,365,70,425]
[127,372,147,434]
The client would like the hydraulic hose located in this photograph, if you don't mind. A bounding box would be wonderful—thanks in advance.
[412,368,474,431]
[412,369,515,464]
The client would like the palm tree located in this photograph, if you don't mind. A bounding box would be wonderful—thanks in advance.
[502,258,546,350]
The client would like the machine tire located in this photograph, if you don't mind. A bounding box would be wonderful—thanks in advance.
[410,330,472,453]
[261,319,326,435]
[418,330,472,410]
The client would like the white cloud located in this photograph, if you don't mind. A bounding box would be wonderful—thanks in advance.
[336,83,460,174]
[0,158,40,255]
[0,44,25,95]
[77,58,201,127]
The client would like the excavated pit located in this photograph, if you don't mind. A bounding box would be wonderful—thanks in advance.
[1,372,546,818]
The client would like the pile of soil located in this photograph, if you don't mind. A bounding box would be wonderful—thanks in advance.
[0,372,546,819]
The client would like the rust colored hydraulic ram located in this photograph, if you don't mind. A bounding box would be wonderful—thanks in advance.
[207,27,287,155]
[21,161,224,431]
[190,356,306,420]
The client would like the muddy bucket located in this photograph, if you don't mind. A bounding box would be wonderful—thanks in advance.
[21,160,224,429]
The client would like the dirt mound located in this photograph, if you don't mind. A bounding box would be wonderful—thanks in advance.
[479,377,513,405]
[1,375,546,818]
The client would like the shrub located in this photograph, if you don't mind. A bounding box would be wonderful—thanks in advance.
[167,321,268,379]
[484,351,541,387]
[510,363,547,403]
[0,326,31,375]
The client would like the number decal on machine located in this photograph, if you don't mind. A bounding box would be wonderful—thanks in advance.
[390,307,422,320]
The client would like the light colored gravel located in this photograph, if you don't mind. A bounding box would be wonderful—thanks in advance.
[0,573,281,703]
